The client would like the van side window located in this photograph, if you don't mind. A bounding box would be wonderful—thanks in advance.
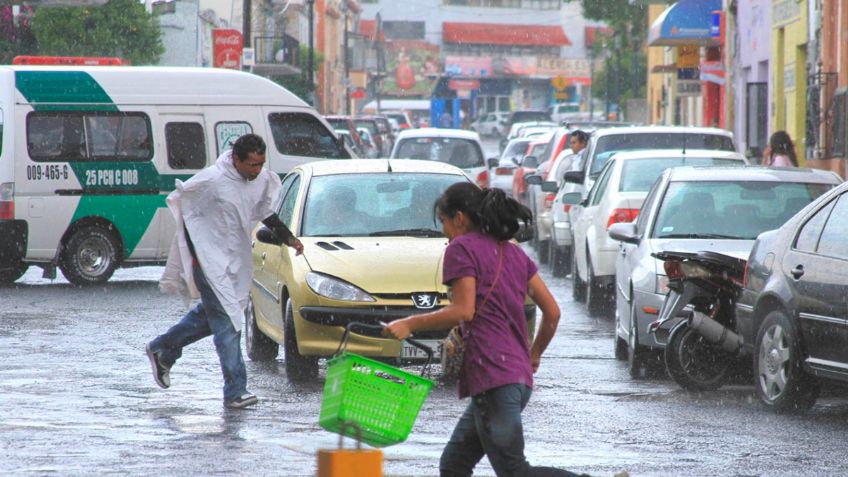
[166,122,207,170]
[27,112,152,162]
[268,112,349,159]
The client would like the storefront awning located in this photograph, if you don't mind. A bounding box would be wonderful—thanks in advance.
[648,0,721,47]
[443,22,570,47]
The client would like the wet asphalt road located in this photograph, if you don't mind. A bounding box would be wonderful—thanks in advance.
[3,254,848,477]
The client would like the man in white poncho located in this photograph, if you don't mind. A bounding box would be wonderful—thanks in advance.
[145,134,303,409]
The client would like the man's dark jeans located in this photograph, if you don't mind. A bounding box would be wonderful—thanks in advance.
[440,383,589,477]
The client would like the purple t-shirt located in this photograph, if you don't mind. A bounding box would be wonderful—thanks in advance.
[442,232,538,399]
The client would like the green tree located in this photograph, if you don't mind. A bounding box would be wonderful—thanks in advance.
[31,0,163,65]
[271,45,324,104]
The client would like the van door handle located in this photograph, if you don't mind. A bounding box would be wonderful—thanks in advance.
[791,265,804,280]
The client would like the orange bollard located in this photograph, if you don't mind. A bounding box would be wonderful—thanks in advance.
[317,422,383,477]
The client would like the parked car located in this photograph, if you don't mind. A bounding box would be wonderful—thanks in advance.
[502,109,553,136]
[334,129,362,158]
[471,111,509,137]
[355,127,380,158]
[491,138,532,195]
[547,147,588,276]
[500,121,558,152]
[325,115,365,154]
[566,150,748,316]
[512,133,555,204]
[736,179,848,412]
[548,102,605,124]
[383,111,413,130]
[354,116,388,157]
[391,128,490,188]
[247,160,469,379]
[607,166,839,378]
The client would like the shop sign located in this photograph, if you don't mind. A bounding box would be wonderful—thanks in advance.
[677,68,700,80]
[504,57,537,76]
[212,29,243,70]
[444,56,492,77]
[772,0,801,28]
[449,79,480,91]
[676,46,700,69]
[536,58,591,78]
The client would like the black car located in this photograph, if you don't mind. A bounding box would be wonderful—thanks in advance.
[736,178,848,412]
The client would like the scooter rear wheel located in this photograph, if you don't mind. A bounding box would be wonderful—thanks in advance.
[665,322,732,391]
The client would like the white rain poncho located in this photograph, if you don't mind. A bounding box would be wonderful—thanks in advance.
[159,150,282,331]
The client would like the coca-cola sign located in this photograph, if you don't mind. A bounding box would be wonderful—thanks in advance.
[212,29,244,70]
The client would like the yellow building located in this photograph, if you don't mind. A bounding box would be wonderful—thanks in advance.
[770,0,808,164]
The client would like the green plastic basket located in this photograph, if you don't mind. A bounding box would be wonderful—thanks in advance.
[319,352,434,448]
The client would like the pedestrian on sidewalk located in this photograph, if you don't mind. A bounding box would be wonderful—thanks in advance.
[762,131,799,167]
[384,183,589,477]
[146,133,303,409]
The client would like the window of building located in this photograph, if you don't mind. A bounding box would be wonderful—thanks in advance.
[831,89,847,158]
[165,122,207,170]
[383,21,426,40]
[745,83,768,158]
[27,112,153,162]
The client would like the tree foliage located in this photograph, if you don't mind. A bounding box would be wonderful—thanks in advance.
[271,45,324,104]
[31,0,163,65]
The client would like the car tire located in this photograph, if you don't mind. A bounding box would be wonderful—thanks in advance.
[536,239,550,265]
[0,262,28,285]
[664,321,731,391]
[283,298,318,381]
[244,295,278,361]
[59,225,120,286]
[571,251,586,302]
[614,290,629,361]
[627,306,648,379]
[549,239,568,278]
[754,310,819,413]
[585,254,607,317]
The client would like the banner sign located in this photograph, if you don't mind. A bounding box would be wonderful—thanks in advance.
[213,29,243,70]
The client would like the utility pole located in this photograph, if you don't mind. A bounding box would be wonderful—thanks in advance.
[242,0,251,48]
[375,12,384,114]
[344,25,351,115]
[307,0,315,107]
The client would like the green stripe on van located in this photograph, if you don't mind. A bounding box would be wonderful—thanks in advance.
[15,71,119,112]
[70,194,165,257]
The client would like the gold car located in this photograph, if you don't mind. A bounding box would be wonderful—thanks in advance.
[247,159,535,380]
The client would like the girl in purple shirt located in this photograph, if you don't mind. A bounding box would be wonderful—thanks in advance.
[385,183,588,477]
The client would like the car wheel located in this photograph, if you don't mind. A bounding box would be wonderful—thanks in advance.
[614,290,629,361]
[59,225,120,286]
[664,321,731,391]
[571,252,586,302]
[536,239,550,265]
[0,262,28,285]
[244,295,278,361]
[492,127,501,138]
[586,255,607,317]
[549,239,566,278]
[627,306,648,379]
[754,310,819,413]
[283,298,318,380]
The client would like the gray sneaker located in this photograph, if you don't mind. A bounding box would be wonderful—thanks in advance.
[145,344,170,389]
[225,393,259,409]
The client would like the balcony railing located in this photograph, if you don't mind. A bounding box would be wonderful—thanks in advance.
[251,34,301,75]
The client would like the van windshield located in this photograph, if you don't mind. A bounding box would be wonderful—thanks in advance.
[591,133,735,177]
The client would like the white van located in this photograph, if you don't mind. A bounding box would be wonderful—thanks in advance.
[0,65,350,285]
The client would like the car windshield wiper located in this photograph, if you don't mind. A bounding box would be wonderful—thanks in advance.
[369,228,444,237]
[658,233,746,240]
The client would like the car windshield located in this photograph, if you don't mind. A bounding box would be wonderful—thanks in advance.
[592,133,735,177]
[511,111,552,123]
[326,118,348,130]
[619,157,743,192]
[501,140,530,161]
[393,137,485,168]
[652,181,832,240]
[302,173,466,237]
[528,142,547,159]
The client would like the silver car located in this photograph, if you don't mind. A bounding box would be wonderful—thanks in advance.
[608,166,841,379]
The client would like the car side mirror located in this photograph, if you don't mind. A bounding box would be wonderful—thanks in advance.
[523,155,539,169]
[255,226,284,246]
[561,192,583,205]
[608,222,640,245]
[487,157,499,168]
[514,221,534,243]
[563,170,585,184]
[524,174,543,186]
[541,181,558,193]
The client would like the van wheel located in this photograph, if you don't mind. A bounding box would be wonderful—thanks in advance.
[244,296,278,361]
[0,262,28,285]
[59,225,120,286]
[284,298,318,381]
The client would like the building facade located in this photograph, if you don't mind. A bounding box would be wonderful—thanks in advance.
[731,0,771,158]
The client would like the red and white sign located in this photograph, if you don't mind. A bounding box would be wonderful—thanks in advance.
[213,29,244,70]
[448,79,480,91]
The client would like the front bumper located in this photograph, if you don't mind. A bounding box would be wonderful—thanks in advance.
[0,220,27,269]
[633,288,669,350]
[552,220,572,246]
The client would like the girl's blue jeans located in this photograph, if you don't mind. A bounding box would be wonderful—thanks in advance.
[440,384,588,477]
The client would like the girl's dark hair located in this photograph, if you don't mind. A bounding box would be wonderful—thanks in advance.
[768,131,798,166]
[436,183,532,241]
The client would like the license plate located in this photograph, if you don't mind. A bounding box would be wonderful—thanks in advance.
[401,340,442,360]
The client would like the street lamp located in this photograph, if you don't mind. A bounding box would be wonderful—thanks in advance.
[307,0,315,107]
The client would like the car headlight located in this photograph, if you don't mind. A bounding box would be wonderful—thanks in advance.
[306,272,376,302]
[655,274,669,294]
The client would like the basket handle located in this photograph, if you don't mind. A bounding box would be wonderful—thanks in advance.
[335,321,433,376]
[337,420,363,450]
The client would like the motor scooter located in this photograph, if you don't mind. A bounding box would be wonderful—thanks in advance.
[650,251,748,391]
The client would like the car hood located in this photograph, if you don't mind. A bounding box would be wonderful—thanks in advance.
[302,236,448,293]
